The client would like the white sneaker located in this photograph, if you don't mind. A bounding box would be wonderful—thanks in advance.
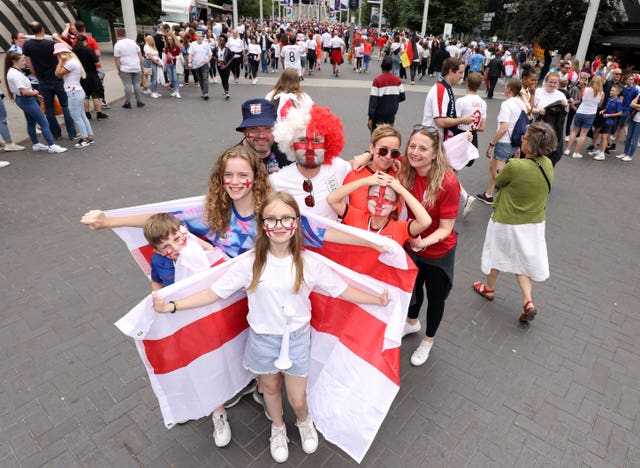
[463,195,476,217]
[170,91,176,97]
[211,411,232,447]
[0,161,9,168]
[32,143,49,152]
[270,424,289,463]
[175,92,181,99]
[296,417,318,454]
[150,92,161,98]
[593,153,606,161]
[48,144,67,154]
[142,88,151,95]
[208,77,214,83]
[213,77,218,83]
[564,136,570,142]
[563,149,571,155]
[4,143,25,152]
[572,152,583,159]
[410,340,433,366]
[622,156,633,162]
[615,153,626,159]
[588,149,598,156]
[402,320,421,337]
[252,78,257,84]
[74,140,90,149]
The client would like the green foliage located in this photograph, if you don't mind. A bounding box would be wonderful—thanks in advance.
[378,0,483,34]
[511,0,624,52]
[65,0,161,23]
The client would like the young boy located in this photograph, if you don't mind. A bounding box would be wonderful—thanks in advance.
[594,85,623,161]
[143,213,214,291]
[455,72,487,216]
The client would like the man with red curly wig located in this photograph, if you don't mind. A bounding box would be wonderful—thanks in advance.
[271,104,350,220]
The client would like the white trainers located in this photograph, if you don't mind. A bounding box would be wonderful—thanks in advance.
[252,78,257,84]
[0,161,9,168]
[402,320,421,337]
[211,411,232,447]
[593,153,606,161]
[615,153,626,159]
[32,143,49,152]
[176,92,181,99]
[213,77,218,83]
[622,156,633,162]
[563,149,571,155]
[564,136,570,142]
[75,140,90,149]
[270,424,289,463]
[170,91,176,97]
[410,340,433,366]
[142,88,152,95]
[296,417,318,454]
[462,195,476,217]
[4,143,25,152]
[572,152,583,159]
[150,92,161,98]
[48,144,67,154]
[208,77,214,83]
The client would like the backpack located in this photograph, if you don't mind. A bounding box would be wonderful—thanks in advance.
[510,109,531,147]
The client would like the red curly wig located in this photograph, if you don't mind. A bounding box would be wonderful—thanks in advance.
[306,104,344,164]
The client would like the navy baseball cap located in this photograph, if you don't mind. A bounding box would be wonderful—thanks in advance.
[236,99,277,131]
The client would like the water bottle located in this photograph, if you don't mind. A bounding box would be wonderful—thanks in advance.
[266,153,278,173]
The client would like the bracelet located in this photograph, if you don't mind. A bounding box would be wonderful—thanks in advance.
[488,142,495,147]
[169,300,177,313]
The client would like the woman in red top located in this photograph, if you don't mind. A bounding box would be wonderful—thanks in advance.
[326,171,431,246]
[399,125,460,366]
[163,34,182,99]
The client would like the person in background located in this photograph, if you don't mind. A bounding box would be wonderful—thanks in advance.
[368,56,406,132]
[113,28,144,109]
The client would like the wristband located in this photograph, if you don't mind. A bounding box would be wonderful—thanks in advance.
[488,142,495,147]
[169,301,177,313]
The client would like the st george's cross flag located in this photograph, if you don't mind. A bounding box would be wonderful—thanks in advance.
[108,196,417,463]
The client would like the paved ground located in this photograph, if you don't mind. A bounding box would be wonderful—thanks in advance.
[1,56,639,467]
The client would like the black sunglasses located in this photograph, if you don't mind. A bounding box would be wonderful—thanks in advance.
[377,147,402,159]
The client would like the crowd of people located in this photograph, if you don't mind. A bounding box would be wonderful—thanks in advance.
[2,12,638,463]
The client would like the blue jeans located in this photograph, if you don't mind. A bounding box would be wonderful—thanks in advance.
[166,63,179,91]
[38,78,77,139]
[67,89,93,139]
[0,99,13,142]
[623,119,640,157]
[392,53,400,76]
[15,95,54,145]
[363,53,371,71]
[261,50,269,73]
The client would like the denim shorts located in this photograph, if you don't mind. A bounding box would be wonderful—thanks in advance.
[494,142,517,161]
[572,113,596,130]
[244,324,311,377]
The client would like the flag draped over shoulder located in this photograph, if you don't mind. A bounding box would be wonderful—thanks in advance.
[109,197,417,463]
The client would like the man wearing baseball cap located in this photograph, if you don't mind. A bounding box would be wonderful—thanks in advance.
[236,98,291,173]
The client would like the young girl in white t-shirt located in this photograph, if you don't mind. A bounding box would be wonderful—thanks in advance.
[152,191,389,463]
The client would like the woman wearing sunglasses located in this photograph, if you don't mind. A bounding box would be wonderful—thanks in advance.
[399,125,460,366]
[342,124,403,212]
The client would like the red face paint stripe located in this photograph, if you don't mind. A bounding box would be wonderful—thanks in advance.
[310,293,400,386]
[143,298,249,374]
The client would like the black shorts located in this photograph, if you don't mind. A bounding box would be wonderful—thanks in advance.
[322,46,330,53]
[601,124,616,135]
[81,75,104,99]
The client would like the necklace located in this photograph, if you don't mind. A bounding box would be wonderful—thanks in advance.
[367,217,389,234]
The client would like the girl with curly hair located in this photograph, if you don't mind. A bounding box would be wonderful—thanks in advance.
[398,125,460,367]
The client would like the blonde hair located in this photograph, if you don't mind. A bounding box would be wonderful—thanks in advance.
[590,75,604,96]
[370,124,402,147]
[204,145,271,237]
[398,128,451,208]
[247,191,304,293]
[59,51,86,79]
[270,68,304,100]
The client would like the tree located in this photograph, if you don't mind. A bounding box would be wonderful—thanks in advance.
[65,0,162,43]
[511,0,624,53]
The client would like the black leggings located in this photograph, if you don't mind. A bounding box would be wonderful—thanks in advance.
[407,258,452,338]
[218,67,230,92]
[231,56,242,79]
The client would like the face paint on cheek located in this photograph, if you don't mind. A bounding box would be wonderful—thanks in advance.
[264,227,275,238]
[242,179,252,188]
[368,186,396,216]
[293,127,326,168]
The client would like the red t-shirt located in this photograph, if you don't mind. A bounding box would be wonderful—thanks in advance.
[343,205,412,246]
[406,171,459,258]
[364,42,373,55]
[342,166,399,213]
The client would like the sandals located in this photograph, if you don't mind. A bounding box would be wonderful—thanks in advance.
[519,300,538,322]
[472,281,494,301]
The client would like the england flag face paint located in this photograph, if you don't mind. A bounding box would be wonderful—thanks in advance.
[367,185,397,217]
[156,230,188,260]
[222,158,254,201]
[292,127,326,168]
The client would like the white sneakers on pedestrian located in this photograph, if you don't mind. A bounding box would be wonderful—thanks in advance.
[402,319,421,337]
[208,77,214,83]
[410,340,433,366]
[252,78,257,84]
[4,143,25,152]
[615,153,626,159]
[296,417,318,454]
[48,144,67,154]
[150,92,161,98]
[563,149,571,155]
[593,152,606,161]
[462,194,476,217]
[621,156,633,162]
[32,143,49,152]
[213,77,218,83]
[572,152,583,159]
[0,161,10,168]
[270,424,289,463]
[212,411,232,447]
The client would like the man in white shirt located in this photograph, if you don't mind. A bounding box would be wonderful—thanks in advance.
[281,36,302,77]
[188,31,212,100]
[321,30,332,63]
[113,28,144,109]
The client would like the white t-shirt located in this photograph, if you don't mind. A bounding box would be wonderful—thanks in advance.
[497,97,527,144]
[354,45,364,58]
[330,36,345,50]
[62,58,83,91]
[269,158,351,221]
[247,43,261,58]
[114,38,141,73]
[321,32,332,48]
[281,44,302,75]
[271,43,280,57]
[534,88,566,109]
[6,66,32,96]
[422,82,453,139]
[306,39,316,52]
[296,40,308,55]
[188,41,212,68]
[211,250,348,334]
[227,37,244,55]
[143,44,160,62]
[576,87,603,115]
[455,93,487,132]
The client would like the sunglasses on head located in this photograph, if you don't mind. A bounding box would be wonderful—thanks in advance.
[303,179,315,207]
[412,124,439,135]
[376,147,402,158]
